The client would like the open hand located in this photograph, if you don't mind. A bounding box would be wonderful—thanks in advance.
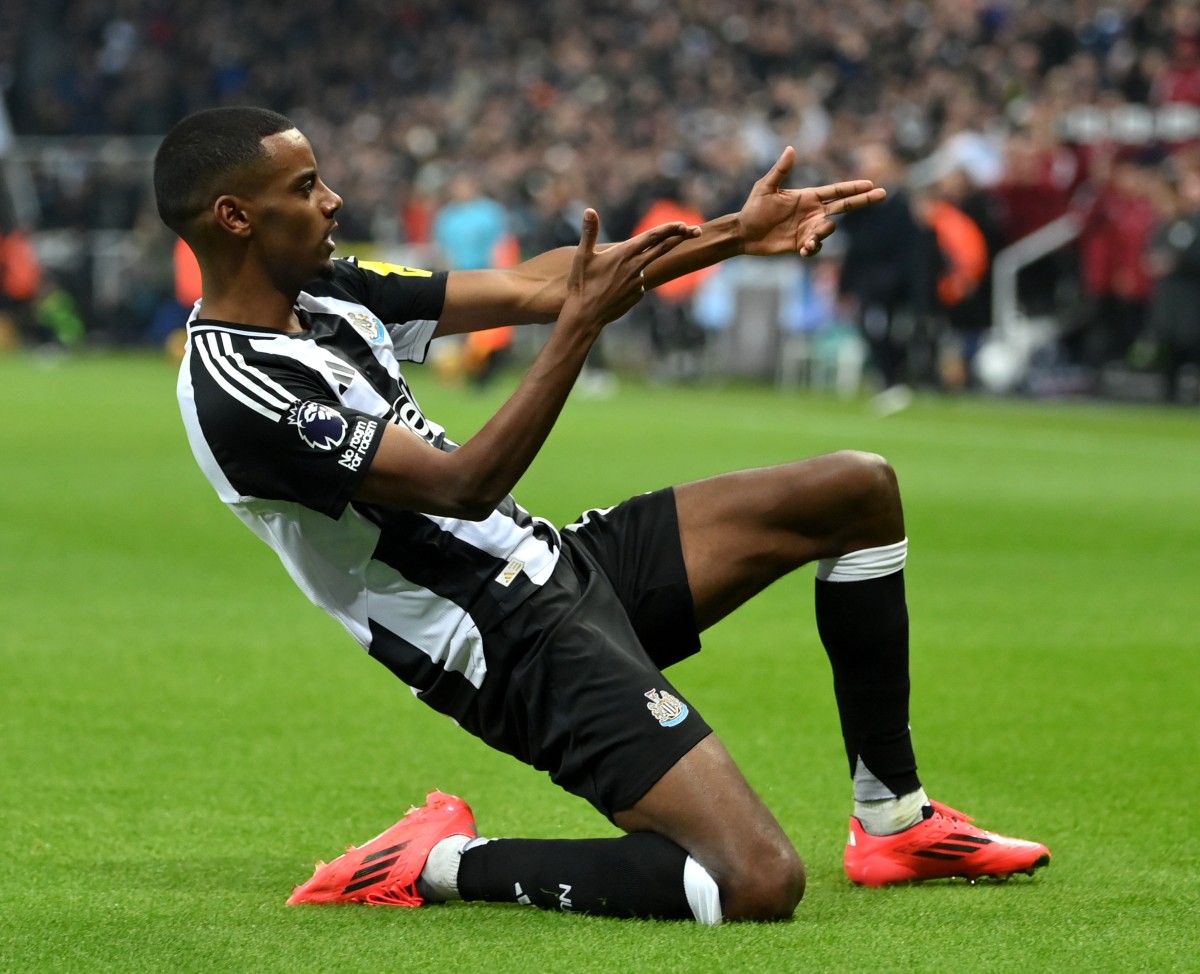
[738,146,888,258]
[563,208,699,329]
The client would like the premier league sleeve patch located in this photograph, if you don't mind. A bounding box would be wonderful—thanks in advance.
[189,334,384,519]
[269,400,382,516]
[289,400,348,450]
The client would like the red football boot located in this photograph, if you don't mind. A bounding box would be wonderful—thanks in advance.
[845,799,1050,887]
[287,790,477,906]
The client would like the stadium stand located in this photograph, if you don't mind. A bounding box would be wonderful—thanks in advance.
[4,0,1200,398]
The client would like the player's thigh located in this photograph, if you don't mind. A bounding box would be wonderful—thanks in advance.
[675,450,904,630]
[613,733,805,920]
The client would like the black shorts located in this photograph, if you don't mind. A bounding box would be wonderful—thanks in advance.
[467,488,711,820]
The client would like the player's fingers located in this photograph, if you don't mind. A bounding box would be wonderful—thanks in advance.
[577,207,600,255]
[637,229,698,271]
[814,183,888,215]
[567,208,600,289]
[629,220,697,255]
[804,218,837,244]
[633,231,700,283]
[811,179,876,202]
[827,187,887,215]
[758,145,796,192]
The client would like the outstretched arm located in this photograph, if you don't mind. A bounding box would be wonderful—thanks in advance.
[434,146,885,336]
[644,146,887,286]
[434,245,601,335]
[357,213,694,517]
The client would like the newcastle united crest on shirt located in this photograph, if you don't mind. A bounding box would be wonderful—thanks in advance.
[645,688,689,727]
[346,310,386,345]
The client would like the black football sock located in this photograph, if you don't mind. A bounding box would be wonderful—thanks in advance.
[456,832,714,921]
[815,565,921,801]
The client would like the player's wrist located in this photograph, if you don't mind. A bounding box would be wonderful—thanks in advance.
[705,213,746,257]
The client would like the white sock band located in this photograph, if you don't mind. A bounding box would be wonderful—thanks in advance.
[854,787,929,836]
[419,834,488,901]
[683,856,723,926]
[816,537,908,583]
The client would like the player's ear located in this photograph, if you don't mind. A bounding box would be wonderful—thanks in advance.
[213,195,253,238]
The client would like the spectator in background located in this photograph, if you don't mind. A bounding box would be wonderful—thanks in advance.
[147,237,203,358]
[433,170,516,387]
[32,275,86,349]
[632,175,715,381]
[921,93,1006,192]
[1071,147,1160,380]
[525,170,619,395]
[1152,35,1200,106]
[172,237,202,309]
[0,226,41,345]
[525,171,593,257]
[991,128,1080,318]
[1146,160,1200,402]
[19,0,1200,390]
[838,142,925,409]
[433,171,511,273]
[913,172,992,390]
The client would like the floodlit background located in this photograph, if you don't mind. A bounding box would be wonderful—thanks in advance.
[1,3,1197,972]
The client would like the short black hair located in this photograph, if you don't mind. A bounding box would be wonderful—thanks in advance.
[153,106,295,235]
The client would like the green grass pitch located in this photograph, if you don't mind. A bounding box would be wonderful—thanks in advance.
[1,352,1196,972]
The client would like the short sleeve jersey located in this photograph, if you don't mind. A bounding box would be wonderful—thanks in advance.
[178,258,562,709]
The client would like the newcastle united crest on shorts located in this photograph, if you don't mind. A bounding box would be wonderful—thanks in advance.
[645,688,689,727]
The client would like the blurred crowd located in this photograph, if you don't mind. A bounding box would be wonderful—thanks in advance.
[3,0,1200,399]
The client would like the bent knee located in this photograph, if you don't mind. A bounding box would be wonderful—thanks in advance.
[819,450,903,544]
[827,449,899,503]
[720,845,806,922]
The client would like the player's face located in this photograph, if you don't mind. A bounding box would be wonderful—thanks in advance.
[250,129,343,287]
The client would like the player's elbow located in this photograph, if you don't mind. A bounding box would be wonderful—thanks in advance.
[449,497,501,521]
[359,486,498,521]
[439,476,507,521]
[357,438,507,520]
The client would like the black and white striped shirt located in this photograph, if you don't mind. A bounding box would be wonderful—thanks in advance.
[178,258,561,710]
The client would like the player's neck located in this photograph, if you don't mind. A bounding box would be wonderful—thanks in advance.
[198,270,304,333]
